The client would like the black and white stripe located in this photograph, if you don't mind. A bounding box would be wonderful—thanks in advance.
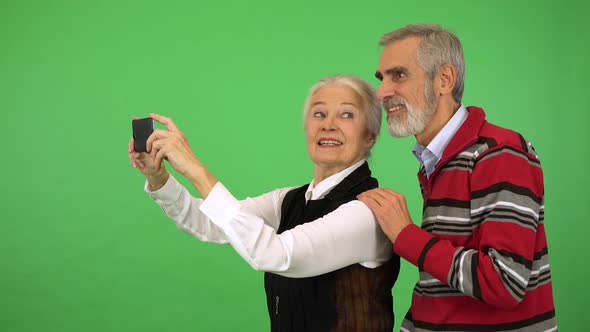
[414,272,463,297]
[477,145,541,168]
[421,186,541,235]
[488,248,531,302]
[401,310,557,332]
[528,247,552,291]
[439,139,491,173]
[448,247,482,300]
[422,204,472,235]
[471,182,542,231]
[440,155,474,173]
[518,134,540,160]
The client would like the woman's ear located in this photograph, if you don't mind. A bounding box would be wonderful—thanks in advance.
[365,132,377,148]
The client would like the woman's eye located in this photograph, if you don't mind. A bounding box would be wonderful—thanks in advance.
[313,111,325,118]
[341,112,354,119]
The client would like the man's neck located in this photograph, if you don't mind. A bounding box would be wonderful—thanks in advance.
[416,101,461,146]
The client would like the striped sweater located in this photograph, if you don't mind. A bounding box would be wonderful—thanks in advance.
[394,107,557,331]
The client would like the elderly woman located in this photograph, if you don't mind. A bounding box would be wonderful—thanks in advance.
[128,75,400,331]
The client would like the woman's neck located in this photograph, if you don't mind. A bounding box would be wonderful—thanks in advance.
[313,159,363,184]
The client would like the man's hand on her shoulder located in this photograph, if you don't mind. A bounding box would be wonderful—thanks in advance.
[357,188,413,243]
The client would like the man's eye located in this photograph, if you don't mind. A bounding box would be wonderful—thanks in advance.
[395,71,406,79]
[313,111,325,118]
[341,112,354,119]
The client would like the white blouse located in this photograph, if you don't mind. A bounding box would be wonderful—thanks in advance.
[145,160,392,278]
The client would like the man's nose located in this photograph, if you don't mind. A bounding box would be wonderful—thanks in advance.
[376,81,395,101]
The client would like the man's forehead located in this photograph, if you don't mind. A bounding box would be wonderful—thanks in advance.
[378,36,421,70]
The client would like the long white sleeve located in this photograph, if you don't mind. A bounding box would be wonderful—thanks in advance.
[146,175,291,243]
[200,182,391,278]
[147,176,392,278]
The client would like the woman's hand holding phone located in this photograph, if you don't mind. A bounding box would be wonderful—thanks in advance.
[129,116,169,191]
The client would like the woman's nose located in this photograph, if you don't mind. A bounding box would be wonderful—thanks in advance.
[322,115,337,131]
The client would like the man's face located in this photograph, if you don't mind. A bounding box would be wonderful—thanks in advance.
[375,37,438,138]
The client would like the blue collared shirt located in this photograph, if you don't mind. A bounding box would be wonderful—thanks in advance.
[412,105,468,178]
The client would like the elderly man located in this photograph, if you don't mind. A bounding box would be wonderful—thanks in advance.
[358,24,557,331]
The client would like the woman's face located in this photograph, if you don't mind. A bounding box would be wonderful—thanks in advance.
[305,84,375,174]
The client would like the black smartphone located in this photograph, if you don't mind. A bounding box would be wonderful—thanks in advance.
[132,118,154,152]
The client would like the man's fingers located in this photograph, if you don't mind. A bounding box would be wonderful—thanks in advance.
[362,188,406,206]
[150,113,180,132]
[362,188,392,200]
[358,194,375,207]
[360,190,391,207]
[372,188,401,201]
[378,187,399,195]
[358,194,386,215]
[370,189,392,202]
[358,193,377,208]
[381,188,406,202]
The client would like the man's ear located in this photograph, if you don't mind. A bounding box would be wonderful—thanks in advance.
[436,64,457,97]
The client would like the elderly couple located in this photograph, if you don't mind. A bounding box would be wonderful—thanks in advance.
[128,24,557,332]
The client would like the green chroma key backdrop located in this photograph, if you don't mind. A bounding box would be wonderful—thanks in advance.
[1,0,587,331]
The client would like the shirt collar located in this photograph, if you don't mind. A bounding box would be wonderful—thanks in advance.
[305,159,366,202]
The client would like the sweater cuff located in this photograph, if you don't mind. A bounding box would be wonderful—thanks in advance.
[393,224,436,267]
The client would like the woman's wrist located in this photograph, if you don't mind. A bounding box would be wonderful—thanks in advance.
[185,162,218,199]
[146,169,170,191]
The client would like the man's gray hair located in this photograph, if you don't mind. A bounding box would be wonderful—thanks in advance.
[303,75,381,157]
[379,24,465,103]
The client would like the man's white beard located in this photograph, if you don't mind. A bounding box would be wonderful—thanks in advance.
[386,81,437,138]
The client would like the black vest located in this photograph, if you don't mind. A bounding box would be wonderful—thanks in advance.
[264,162,400,332]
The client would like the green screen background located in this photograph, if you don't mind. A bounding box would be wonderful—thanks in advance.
[1,0,587,331]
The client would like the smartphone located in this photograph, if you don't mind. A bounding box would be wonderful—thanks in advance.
[132,118,154,152]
